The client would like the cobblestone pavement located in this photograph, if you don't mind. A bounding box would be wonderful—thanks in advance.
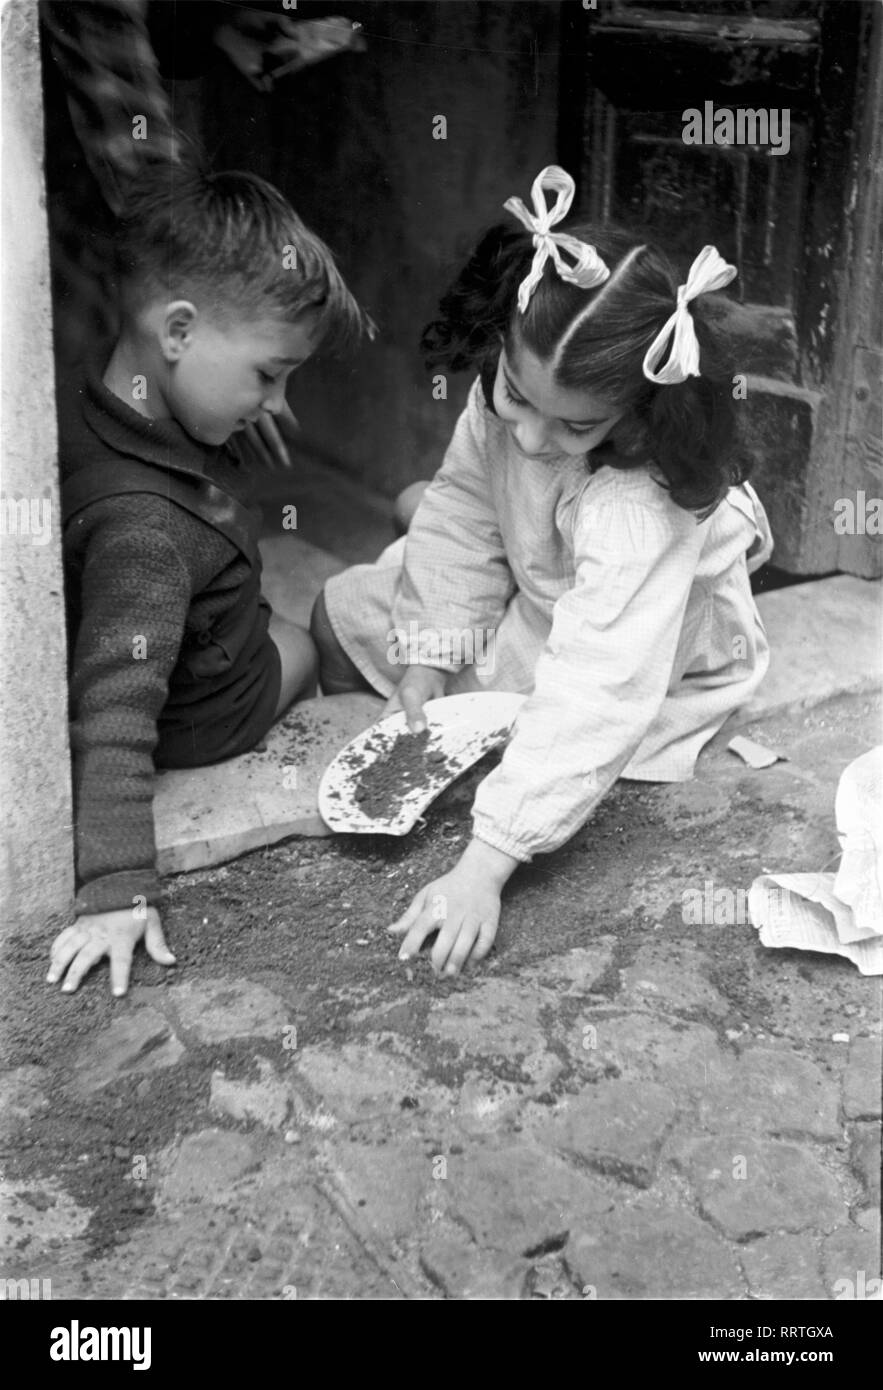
[1,693,880,1300]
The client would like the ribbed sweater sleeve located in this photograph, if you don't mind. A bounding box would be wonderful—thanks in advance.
[68,499,220,915]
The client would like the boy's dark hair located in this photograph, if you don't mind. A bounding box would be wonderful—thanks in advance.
[422,221,749,514]
[116,164,370,354]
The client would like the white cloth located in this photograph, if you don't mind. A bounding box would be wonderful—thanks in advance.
[324,378,773,861]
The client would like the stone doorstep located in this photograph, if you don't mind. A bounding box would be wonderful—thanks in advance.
[257,533,346,631]
[740,574,881,725]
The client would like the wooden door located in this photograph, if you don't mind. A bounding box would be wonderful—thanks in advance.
[560,0,882,577]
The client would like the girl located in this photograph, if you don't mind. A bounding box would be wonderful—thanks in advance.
[311,165,773,978]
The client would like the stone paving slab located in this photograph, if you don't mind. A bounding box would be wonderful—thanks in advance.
[694,1046,842,1139]
[670,1135,849,1238]
[521,1080,679,1188]
[70,1008,185,1097]
[843,1037,883,1119]
[738,1233,828,1301]
[570,1197,746,1300]
[257,533,345,630]
[419,1233,525,1299]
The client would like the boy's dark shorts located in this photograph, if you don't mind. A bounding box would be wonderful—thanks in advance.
[154,630,282,769]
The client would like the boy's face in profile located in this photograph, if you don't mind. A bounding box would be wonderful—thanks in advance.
[166,309,320,446]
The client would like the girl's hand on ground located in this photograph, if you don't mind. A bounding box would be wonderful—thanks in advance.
[383,665,447,732]
[388,839,519,976]
[389,867,501,976]
[46,907,175,998]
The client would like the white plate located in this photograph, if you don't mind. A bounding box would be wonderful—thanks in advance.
[318,691,526,835]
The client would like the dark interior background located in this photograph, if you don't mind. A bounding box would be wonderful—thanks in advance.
[188,0,563,497]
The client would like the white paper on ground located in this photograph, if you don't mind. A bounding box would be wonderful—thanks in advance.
[748,874,883,976]
[833,746,883,937]
[728,734,785,768]
[747,746,883,974]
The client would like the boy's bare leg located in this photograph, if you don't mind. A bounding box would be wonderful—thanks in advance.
[269,614,319,717]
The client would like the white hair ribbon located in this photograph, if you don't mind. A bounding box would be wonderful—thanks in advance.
[642,245,737,385]
[503,165,610,314]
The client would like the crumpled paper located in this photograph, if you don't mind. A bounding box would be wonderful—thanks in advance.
[748,746,883,975]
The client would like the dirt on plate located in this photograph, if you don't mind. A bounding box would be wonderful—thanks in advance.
[339,725,510,821]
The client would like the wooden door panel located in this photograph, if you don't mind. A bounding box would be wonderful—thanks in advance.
[562,0,879,576]
[839,347,883,576]
[587,104,809,313]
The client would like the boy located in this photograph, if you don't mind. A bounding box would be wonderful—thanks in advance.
[46,166,367,998]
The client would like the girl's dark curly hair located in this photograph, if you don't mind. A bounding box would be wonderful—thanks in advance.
[421,221,750,515]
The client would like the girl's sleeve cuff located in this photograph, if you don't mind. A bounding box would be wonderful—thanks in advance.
[470,819,535,864]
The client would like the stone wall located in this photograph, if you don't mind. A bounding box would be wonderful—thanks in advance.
[0,0,74,935]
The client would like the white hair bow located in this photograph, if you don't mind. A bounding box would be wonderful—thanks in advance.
[504,165,610,314]
[642,245,737,385]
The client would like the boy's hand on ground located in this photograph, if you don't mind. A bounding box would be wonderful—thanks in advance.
[46,907,175,998]
[383,665,447,732]
[388,839,519,976]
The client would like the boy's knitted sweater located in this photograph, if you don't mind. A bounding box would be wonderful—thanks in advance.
[61,373,277,918]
